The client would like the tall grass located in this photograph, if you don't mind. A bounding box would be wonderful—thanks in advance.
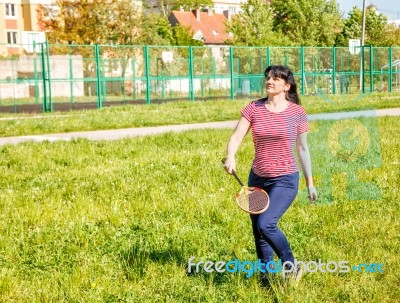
[0,116,399,302]
[1,91,400,137]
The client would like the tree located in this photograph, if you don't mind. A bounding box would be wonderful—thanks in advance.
[173,0,213,11]
[143,0,174,17]
[39,0,144,93]
[225,0,291,46]
[103,0,143,46]
[137,14,174,45]
[39,0,142,45]
[41,0,102,45]
[384,23,400,46]
[271,0,343,46]
[145,0,213,17]
[135,13,203,47]
[172,24,203,46]
[335,7,394,46]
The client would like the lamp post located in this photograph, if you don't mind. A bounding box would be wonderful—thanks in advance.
[360,0,367,91]
[361,0,367,46]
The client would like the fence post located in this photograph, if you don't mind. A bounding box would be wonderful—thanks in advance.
[40,41,52,112]
[45,40,53,112]
[40,43,48,112]
[229,46,234,100]
[300,46,305,96]
[361,46,365,94]
[369,45,373,93]
[389,47,393,92]
[332,46,336,94]
[188,46,194,101]
[95,44,102,108]
[144,45,151,104]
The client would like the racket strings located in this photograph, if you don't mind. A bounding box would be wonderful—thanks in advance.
[237,188,269,213]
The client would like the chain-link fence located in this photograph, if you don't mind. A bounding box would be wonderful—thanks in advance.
[1,43,400,113]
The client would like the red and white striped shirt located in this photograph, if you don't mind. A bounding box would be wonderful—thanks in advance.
[241,99,309,178]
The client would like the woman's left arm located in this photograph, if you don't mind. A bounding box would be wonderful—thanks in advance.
[296,132,317,202]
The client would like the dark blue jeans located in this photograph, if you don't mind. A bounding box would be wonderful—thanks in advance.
[248,170,299,267]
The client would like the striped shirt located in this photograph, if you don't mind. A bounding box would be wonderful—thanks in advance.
[241,99,309,178]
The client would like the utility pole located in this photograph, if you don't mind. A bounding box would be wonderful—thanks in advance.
[361,0,367,46]
[360,0,367,91]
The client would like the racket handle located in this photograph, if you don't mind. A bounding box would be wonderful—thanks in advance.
[221,158,245,187]
[232,171,245,187]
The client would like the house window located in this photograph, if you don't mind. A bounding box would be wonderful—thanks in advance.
[27,33,40,45]
[214,6,224,14]
[5,3,17,17]
[229,6,238,15]
[7,31,18,44]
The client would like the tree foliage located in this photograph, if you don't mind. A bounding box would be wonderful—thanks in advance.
[146,0,213,17]
[37,0,399,48]
[173,0,213,11]
[137,14,203,46]
[144,0,175,17]
[39,0,206,47]
[137,14,174,45]
[384,24,400,46]
[335,7,396,46]
[172,25,204,46]
[271,0,342,46]
[225,0,291,46]
[39,0,142,45]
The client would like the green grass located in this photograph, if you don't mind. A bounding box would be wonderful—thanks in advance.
[0,116,399,302]
[0,91,400,137]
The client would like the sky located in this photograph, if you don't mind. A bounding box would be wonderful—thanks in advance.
[335,0,400,20]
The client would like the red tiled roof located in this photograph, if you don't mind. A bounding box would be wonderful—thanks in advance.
[170,10,230,45]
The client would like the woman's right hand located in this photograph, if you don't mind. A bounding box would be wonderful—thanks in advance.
[223,157,236,174]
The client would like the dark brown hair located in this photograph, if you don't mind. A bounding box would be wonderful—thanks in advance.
[264,65,301,105]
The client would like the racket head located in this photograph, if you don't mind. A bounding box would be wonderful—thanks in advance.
[236,187,269,214]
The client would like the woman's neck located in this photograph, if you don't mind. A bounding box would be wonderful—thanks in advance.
[267,94,286,104]
[265,94,289,112]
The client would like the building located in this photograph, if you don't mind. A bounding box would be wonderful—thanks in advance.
[212,0,243,15]
[169,9,231,45]
[146,0,245,16]
[0,0,53,55]
[0,0,143,56]
[389,19,400,27]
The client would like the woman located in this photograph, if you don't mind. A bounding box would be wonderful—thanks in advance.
[223,65,317,281]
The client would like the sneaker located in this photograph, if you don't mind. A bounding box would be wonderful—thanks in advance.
[259,273,272,288]
[259,262,277,288]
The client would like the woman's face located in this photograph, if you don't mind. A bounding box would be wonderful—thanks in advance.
[265,74,290,96]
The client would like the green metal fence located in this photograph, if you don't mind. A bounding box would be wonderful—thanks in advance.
[1,43,400,113]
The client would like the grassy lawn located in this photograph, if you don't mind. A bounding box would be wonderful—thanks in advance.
[0,115,399,302]
[0,91,400,137]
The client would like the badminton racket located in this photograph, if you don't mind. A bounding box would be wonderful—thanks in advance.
[221,159,269,214]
